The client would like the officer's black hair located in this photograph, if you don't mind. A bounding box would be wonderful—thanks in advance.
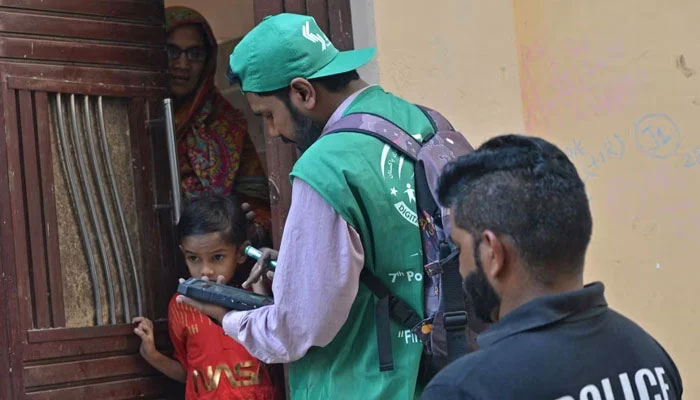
[437,134,593,283]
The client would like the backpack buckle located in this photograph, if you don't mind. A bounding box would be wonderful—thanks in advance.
[443,311,468,331]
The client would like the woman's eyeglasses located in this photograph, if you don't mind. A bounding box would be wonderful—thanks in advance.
[167,44,207,62]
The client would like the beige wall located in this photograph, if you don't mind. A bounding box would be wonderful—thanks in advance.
[374,0,698,396]
[373,0,526,145]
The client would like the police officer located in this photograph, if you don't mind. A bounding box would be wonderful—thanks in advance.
[422,135,682,399]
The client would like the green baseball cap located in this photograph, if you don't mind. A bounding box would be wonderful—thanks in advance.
[230,13,376,93]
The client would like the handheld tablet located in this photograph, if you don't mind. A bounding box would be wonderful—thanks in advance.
[177,278,274,311]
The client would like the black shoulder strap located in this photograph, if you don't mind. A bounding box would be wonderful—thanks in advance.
[360,270,423,328]
[360,269,423,372]
[414,105,469,364]
[439,247,469,365]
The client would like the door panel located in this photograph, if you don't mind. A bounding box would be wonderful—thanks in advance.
[0,1,355,398]
[0,1,173,398]
[1,79,174,398]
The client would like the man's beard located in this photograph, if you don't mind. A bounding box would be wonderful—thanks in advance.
[285,103,325,153]
[462,239,502,323]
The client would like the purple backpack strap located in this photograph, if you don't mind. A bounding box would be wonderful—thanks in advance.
[415,104,454,132]
[323,105,476,375]
[418,131,474,201]
[321,112,421,160]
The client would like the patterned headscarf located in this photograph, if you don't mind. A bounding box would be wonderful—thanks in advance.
[165,7,269,204]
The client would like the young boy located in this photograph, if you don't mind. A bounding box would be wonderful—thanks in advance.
[133,195,278,399]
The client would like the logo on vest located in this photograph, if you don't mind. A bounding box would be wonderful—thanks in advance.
[381,144,418,226]
[394,201,418,226]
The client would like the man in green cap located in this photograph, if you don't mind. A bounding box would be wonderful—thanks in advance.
[178,13,450,399]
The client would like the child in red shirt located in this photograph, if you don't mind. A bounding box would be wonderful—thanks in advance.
[133,195,279,399]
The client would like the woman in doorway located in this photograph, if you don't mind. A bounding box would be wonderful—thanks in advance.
[165,7,270,243]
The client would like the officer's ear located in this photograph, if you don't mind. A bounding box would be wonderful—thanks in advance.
[480,230,508,282]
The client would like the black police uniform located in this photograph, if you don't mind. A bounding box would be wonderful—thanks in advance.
[422,282,682,400]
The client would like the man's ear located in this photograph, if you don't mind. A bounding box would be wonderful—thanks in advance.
[237,240,251,265]
[480,230,507,280]
[289,77,316,112]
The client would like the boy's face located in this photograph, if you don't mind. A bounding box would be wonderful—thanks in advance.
[180,233,246,285]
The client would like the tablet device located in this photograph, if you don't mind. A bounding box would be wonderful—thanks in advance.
[177,278,274,311]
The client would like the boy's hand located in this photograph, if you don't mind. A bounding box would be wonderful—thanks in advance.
[133,316,156,360]
[132,316,186,383]
[176,277,229,324]
[242,247,277,289]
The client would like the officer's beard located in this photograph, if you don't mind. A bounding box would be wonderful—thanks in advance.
[284,103,325,153]
[462,240,502,323]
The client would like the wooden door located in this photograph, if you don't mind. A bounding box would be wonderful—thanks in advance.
[0,1,178,399]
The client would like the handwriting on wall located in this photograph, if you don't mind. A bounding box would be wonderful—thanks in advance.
[562,112,700,233]
[565,113,700,184]
[565,134,625,184]
[680,147,700,168]
[634,114,681,159]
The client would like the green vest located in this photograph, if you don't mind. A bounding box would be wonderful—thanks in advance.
[289,86,433,399]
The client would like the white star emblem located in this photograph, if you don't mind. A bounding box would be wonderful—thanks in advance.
[390,187,398,196]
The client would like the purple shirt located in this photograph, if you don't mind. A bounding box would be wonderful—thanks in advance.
[222,86,374,363]
[222,180,364,363]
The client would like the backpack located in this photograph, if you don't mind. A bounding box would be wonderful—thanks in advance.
[321,105,474,380]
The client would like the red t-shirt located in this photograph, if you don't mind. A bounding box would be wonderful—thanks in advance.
[168,294,279,399]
